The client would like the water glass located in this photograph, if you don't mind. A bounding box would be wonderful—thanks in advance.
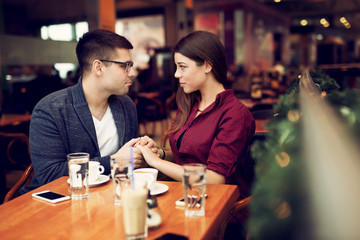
[67,152,89,200]
[182,163,207,217]
[111,158,131,206]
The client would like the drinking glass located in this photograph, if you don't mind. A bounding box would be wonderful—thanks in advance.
[121,179,148,239]
[67,152,89,200]
[111,158,131,206]
[182,163,207,217]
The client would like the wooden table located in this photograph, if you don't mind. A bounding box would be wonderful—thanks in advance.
[0,177,239,240]
[0,113,32,127]
[239,97,279,110]
[255,119,269,134]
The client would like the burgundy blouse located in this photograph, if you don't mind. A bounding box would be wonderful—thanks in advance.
[169,90,255,197]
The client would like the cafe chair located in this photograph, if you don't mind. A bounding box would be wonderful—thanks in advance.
[0,132,33,203]
[217,143,255,239]
[218,195,252,240]
[0,132,30,167]
[3,164,33,203]
[134,95,167,137]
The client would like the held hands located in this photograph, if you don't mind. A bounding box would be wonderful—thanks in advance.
[111,136,159,169]
[135,135,158,151]
[111,138,143,167]
[134,135,159,168]
[136,144,161,167]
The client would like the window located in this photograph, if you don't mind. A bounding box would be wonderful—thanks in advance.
[115,15,165,69]
[41,22,89,41]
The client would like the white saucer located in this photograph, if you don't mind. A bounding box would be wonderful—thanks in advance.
[67,175,110,187]
[150,183,169,195]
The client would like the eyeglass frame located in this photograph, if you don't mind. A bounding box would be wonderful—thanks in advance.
[99,59,134,73]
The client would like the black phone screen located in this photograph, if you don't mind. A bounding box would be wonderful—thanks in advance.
[155,233,188,240]
[36,191,67,200]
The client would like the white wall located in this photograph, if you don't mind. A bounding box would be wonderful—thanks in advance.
[0,35,77,65]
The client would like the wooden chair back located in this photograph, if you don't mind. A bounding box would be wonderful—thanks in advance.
[3,164,33,203]
[218,196,252,240]
[0,132,33,203]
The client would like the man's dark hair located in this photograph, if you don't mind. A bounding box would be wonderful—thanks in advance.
[76,29,133,76]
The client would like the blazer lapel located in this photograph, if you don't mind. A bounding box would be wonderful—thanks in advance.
[69,80,99,149]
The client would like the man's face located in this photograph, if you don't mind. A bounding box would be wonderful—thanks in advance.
[100,48,135,96]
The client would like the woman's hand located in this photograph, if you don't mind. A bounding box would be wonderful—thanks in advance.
[136,135,159,154]
[136,144,161,167]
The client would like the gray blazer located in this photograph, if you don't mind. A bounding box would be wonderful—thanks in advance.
[19,79,138,195]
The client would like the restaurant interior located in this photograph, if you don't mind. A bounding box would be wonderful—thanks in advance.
[1,0,360,239]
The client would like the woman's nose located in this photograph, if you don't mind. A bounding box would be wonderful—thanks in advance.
[174,69,180,78]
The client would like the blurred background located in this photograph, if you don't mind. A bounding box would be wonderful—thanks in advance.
[1,1,360,234]
[1,0,359,116]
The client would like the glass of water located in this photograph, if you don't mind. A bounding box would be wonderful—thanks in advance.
[67,152,89,200]
[111,158,131,206]
[182,163,207,217]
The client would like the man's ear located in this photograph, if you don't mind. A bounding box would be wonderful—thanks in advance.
[93,60,103,77]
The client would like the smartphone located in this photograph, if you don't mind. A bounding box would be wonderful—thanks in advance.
[155,233,188,240]
[175,194,208,207]
[32,190,71,204]
[175,197,186,207]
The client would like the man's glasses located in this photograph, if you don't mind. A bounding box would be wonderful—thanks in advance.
[99,59,134,73]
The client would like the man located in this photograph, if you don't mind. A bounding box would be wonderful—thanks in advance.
[19,29,155,195]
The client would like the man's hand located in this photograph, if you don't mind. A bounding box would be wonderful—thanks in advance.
[110,138,142,164]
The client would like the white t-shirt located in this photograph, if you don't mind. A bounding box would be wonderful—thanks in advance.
[92,106,120,157]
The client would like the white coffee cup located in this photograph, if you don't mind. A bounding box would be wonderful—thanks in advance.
[89,161,105,183]
[134,168,158,191]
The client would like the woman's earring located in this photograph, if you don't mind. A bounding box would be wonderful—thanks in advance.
[205,70,210,73]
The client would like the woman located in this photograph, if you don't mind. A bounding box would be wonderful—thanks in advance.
[137,30,255,198]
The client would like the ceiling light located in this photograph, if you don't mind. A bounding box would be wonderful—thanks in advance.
[274,0,281,2]
[320,18,327,25]
[300,19,308,26]
[339,17,351,28]
[316,34,324,41]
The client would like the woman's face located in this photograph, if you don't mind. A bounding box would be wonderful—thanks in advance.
[174,52,207,94]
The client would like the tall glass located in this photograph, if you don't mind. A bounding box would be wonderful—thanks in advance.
[111,158,131,206]
[121,179,148,239]
[182,163,207,217]
[67,152,89,200]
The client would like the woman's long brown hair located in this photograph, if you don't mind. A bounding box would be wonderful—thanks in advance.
[168,31,227,134]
